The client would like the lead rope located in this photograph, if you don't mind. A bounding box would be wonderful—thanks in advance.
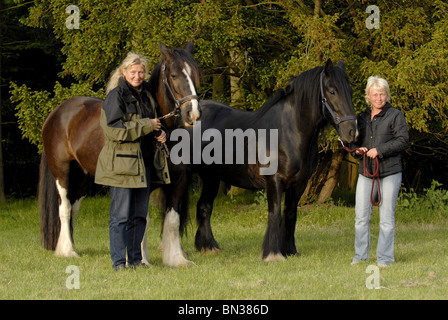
[339,139,381,206]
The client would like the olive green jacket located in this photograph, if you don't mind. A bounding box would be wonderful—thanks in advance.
[95,79,157,188]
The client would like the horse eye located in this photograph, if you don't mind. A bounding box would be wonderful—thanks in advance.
[330,90,336,95]
[170,73,177,80]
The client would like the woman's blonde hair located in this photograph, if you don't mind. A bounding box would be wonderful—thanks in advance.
[106,52,149,94]
[365,75,391,105]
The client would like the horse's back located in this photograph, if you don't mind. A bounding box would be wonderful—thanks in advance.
[43,96,103,137]
[194,100,268,189]
[194,98,301,189]
[42,96,104,176]
[199,100,255,130]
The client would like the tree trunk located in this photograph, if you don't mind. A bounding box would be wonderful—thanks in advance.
[317,150,344,203]
[212,49,226,102]
[229,42,245,106]
[314,0,322,16]
[299,151,332,206]
[338,152,359,189]
[0,94,5,203]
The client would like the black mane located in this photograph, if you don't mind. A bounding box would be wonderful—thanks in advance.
[252,63,351,123]
[252,66,324,121]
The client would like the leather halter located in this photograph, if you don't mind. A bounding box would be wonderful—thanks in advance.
[159,64,199,120]
[319,71,357,130]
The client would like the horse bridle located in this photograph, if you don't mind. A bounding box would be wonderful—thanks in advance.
[319,71,357,129]
[159,64,199,120]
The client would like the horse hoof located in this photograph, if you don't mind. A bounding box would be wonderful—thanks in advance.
[55,250,79,258]
[164,255,195,267]
[283,251,300,257]
[261,252,286,262]
[178,259,195,267]
[141,258,151,266]
[200,247,221,254]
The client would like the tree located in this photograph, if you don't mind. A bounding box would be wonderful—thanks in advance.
[8,0,448,199]
[1,0,66,199]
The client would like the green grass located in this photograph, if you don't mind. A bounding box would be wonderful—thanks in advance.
[1,191,447,300]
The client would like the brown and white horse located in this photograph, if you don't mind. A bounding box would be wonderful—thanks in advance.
[39,41,200,267]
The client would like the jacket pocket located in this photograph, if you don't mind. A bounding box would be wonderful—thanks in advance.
[114,150,140,176]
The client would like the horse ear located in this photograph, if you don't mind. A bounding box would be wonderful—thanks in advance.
[324,59,333,76]
[185,40,194,55]
[336,59,346,71]
[159,41,172,62]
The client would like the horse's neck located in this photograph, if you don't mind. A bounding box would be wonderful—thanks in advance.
[294,81,326,129]
[155,77,177,132]
[261,95,323,136]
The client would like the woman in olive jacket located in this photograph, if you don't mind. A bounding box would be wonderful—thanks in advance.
[351,76,409,268]
[95,52,166,270]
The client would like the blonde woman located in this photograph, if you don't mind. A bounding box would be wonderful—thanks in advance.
[351,76,409,267]
[95,52,166,270]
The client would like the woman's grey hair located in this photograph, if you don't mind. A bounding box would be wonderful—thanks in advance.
[365,75,391,105]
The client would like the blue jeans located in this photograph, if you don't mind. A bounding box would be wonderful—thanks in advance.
[109,168,150,268]
[353,172,402,265]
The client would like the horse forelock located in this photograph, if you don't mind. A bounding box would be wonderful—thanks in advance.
[327,65,354,115]
[150,47,201,91]
[331,65,352,94]
[171,48,201,88]
[292,65,353,113]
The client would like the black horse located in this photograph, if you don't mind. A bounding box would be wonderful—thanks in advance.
[181,59,357,261]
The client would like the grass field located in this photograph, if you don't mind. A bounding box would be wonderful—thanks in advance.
[1,189,447,300]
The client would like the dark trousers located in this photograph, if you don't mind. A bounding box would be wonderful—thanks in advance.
[109,169,150,268]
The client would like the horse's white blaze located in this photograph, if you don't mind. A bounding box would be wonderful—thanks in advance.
[141,214,151,266]
[55,180,79,258]
[182,63,199,123]
[161,208,193,267]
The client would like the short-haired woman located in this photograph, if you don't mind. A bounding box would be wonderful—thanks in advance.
[351,76,409,268]
[95,52,166,270]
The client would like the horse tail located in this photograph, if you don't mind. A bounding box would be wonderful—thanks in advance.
[38,151,60,250]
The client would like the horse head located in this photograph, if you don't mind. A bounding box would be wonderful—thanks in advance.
[320,59,358,145]
[158,41,201,128]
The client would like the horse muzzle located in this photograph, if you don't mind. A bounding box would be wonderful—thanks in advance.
[184,99,200,127]
[338,119,358,145]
